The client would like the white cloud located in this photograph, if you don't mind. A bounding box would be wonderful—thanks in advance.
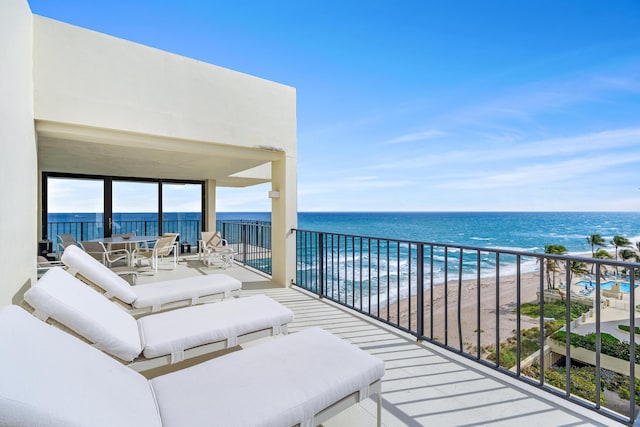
[441,150,640,191]
[300,175,413,195]
[216,184,271,212]
[382,130,446,145]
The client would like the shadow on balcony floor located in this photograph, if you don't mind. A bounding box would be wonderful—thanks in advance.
[136,259,620,426]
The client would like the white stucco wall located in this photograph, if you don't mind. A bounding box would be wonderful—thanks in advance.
[0,0,37,305]
[32,16,296,155]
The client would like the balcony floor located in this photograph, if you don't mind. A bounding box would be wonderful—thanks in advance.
[136,256,619,426]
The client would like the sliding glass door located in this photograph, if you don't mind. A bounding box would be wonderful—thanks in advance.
[162,183,203,249]
[43,173,204,251]
[45,177,104,246]
[112,180,159,237]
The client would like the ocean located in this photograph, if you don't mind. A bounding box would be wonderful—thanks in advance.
[49,211,640,306]
[222,211,640,255]
[50,211,640,256]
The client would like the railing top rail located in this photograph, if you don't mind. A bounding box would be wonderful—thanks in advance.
[292,228,640,269]
[220,220,272,227]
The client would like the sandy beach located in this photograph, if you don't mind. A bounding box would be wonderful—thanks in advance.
[379,272,543,354]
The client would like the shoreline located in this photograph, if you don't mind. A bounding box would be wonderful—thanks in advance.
[378,272,543,353]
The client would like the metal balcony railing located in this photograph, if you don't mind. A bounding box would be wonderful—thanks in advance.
[43,219,640,423]
[217,220,272,275]
[47,219,202,251]
[292,228,640,425]
[46,218,274,275]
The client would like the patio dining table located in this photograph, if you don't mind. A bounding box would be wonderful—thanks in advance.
[93,235,160,244]
[90,235,160,263]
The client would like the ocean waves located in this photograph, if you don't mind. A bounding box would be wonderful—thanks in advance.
[295,212,640,309]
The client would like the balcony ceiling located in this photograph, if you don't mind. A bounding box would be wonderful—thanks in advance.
[36,121,279,187]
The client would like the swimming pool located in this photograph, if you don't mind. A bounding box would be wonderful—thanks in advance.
[576,281,636,293]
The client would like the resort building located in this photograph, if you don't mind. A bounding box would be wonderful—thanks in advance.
[0,0,297,306]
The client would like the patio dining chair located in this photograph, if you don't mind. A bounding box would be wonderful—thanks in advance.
[56,234,79,257]
[132,233,178,273]
[79,241,130,268]
[199,231,234,268]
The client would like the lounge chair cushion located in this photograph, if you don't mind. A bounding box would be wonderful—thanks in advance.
[151,327,385,427]
[138,294,294,359]
[62,244,137,304]
[24,267,142,361]
[62,244,242,312]
[151,328,384,426]
[0,305,161,427]
[132,274,241,310]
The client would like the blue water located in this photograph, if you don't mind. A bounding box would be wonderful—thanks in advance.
[49,211,640,305]
[50,211,640,256]
[296,212,640,256]
[576,281,637,293]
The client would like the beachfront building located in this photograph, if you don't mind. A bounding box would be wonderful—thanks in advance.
[0,0,297,306]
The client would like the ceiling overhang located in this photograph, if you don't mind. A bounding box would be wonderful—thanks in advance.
[36,120,277,186]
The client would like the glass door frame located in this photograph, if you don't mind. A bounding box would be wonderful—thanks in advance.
[41,172,205,241]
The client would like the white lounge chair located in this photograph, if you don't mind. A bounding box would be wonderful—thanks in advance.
[24,267,294,372]
[0,305,384,427]
[199,230,234,268]
[62,244,241,315]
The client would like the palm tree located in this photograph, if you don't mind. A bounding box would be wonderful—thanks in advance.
[586,234,606,257]
[611,235,632,274]
[594,249,613,259]
[544,244,567,289]
[611,235,632,260]
[619,249,638,281]
[594,249,613,279]
[586,234,606,274]
[569,261,589,287]
[620,249,639,263]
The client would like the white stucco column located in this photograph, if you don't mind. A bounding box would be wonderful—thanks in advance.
[0,0,37,306]
[271,155,297,287]
[205,179,217,232]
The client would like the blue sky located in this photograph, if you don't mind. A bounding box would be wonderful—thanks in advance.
[30,1,640,212]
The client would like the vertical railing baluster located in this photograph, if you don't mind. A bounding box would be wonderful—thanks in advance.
[495,253,500,367]
[516,255,521,376]
[352,236,355,308]
[319,232,324,296]
[375,239,379,317]
[444,246,449,346]
[337,236,341,302]
[368,238,371,315]
[344,236,356,307]
[359,237,363,311]
[408,243,412,331]
[396,242,400,326]
[458,248,463,351]
[417,243,424,340]
[430,245,434,340]
[538,256,545,386]
[476,250,481,360]
[564,259,571,398]
[630,266,636,417]
[595,263,602,408]
[387,240,390,322]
